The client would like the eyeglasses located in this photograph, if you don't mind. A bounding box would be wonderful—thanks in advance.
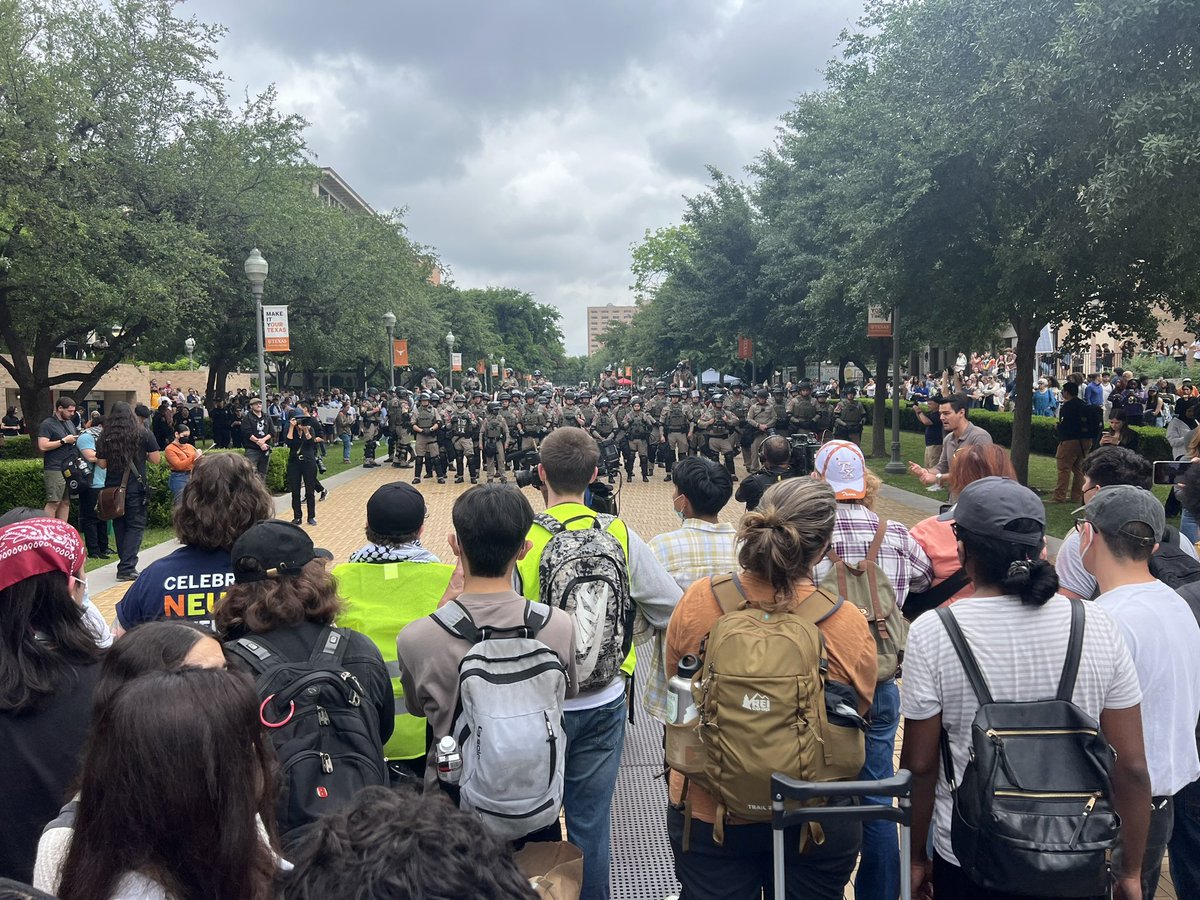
[70,574,88,592]
[1073,518,1090,534]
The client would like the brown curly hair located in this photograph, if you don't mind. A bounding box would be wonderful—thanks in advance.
[173,453,274,551]
[214,560,343,638]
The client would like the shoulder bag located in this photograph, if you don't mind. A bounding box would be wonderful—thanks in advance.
[95,468,129,521]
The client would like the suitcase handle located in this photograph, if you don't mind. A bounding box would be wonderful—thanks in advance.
[771,770,914,900]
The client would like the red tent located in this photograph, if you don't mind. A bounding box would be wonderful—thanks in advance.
[617,377,633,386]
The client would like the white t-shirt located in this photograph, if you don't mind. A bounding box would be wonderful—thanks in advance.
[1094,579,1200,796]
[901,593,1141,867]
[1056,528,1199,599]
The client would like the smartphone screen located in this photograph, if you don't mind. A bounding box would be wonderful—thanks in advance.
[1154,460,1194,485]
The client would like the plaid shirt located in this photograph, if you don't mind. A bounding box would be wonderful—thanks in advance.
[643,520,738,721]
[811,504,934,607]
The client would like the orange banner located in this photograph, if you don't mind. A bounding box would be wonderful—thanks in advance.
[451,352,462,372]
[393,339,408,367]
[263,306,290,352]
[476,358,485,374]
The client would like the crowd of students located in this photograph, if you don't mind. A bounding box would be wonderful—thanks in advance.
[3,405,1200,900]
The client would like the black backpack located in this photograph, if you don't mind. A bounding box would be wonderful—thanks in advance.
[1148,525,1200,590]
[227,626,387,844]
[937,600,1119,898]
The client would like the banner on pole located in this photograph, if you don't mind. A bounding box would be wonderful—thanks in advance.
[263,306,290,352]
[867,305,893,339]
[451,352,462,372]
[392,339,409,367]
[737,336,754,360]
[476,359,485,374]
[491,363,499,376]
[625,366,632,377]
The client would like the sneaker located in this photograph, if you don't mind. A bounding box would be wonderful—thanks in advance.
[731,474,739,482]
[412,477,421,485]
[664,474,672,482]
[116,572,138,582]
[291,517,302,525]
[455,476,464,484]
[437,477,446,484]
[470,477,478,484]
[307,517,318,526]
[926,484,941,492]
[319,489,328,502]
[343,458,351,464]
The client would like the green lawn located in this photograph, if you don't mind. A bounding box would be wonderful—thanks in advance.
[85,439,371,571]
[861,422,1172,539]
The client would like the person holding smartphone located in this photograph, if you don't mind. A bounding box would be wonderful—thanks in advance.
[286,405,323,526]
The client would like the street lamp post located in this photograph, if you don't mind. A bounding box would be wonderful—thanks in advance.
[243,249,269,400]
[446,331,456,393]
[382,311,397,391]
[884,306,906,474]
[184,337,196,371]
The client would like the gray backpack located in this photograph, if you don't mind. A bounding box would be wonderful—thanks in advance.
[535,512,634,693]
[431,600,567,841]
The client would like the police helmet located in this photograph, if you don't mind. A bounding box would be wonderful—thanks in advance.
[524,392,536,402]
[499,392,512,402]
[538,395,550,405]
[655,381,667,391]
[418,391,431,402]
[533,370,542,377]
[564,391,577,402]
[487,401,501,413]
[845,387,858,397]
[731,383,744,391]
[756,387,769,399]
[815,389,830,399]
[471,390,483,399]
[579,390,592,401]
[453,394,466,405]
[712,393,725,404]
[596,397,611,408]
[772,384,785,396]
[632,395,644,407]
[432,391,443,402]
[669,388,682,399]
[426,367,436,375]
[618,390,630,401]
[799,380,813,392]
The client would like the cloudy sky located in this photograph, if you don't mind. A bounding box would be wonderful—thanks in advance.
[186,0,866,355]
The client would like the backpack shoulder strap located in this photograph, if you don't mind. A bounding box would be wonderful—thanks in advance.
[430,600,483,645]
[523,600,552,637]
[534,512,567,535]
[226,633,282,675]
[709,573,747,615]
[865,519,888,564]
[1056,598,1086,702]
[935,607,994,705]
[308,625,351,667]
[793,585,844,625]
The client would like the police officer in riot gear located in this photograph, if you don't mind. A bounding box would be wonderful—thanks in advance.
[480,400,510,482]
[448,394,481,484]
[411,391,443,484]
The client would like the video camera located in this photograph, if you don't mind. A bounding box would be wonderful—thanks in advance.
[787,432,821,477]
[513,450,543,489]
[514,449,618,515]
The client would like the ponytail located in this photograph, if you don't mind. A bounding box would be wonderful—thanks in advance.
[958,522,1058,607]
[737,479,836,612]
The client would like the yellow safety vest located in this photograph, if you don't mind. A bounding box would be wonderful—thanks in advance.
[516,502,637,678]
[334,559,454,760]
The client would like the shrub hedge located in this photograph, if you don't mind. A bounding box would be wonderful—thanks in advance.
[861,399,1172,462]
[0,447,292,528]
[0,435,35,460]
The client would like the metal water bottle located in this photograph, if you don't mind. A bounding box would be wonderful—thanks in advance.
[667,654,701,725]
[435,735,462,784]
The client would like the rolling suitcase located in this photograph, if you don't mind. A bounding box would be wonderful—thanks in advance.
[770,770,914,900]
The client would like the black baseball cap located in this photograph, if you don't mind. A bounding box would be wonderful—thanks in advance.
[232,520,333,584]
[366,482,426,536]
[939,476,1045,547]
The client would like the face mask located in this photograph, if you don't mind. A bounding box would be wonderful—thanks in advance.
[673,496,686,523]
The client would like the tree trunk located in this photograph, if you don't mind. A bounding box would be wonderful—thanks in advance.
[1009,316,1040,486]
[871,339,890,459]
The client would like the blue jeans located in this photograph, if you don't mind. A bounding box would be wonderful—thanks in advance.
[1170,779,1200,899]
[339,432,351,461]
[854,679,900,900]
[563,693,627,900]
[1181,508,1198,545]
[168,470,190,500]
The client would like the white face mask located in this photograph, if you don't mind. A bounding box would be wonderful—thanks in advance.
[673,495,686,523]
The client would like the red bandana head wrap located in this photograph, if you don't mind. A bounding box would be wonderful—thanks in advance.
[0,518,85,594]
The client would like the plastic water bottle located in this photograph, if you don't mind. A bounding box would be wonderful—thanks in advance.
[667,654,701,725]
[435,735,462,784]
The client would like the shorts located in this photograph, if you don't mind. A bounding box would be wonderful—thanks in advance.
[43,468,68,502]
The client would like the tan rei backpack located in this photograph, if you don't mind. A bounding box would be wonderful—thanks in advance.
[677,573,867,848]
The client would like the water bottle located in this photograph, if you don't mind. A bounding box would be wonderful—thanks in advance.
[667,654,701,725]
[435,735,462,784]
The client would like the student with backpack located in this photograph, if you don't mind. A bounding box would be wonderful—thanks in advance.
[216,520,393,848]
[900,477,1151,900]
[396,484,577,840]
[515,427,682,900]
[809,440,932,900]
[1076,485,1200,899]
[665,478,877,899]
